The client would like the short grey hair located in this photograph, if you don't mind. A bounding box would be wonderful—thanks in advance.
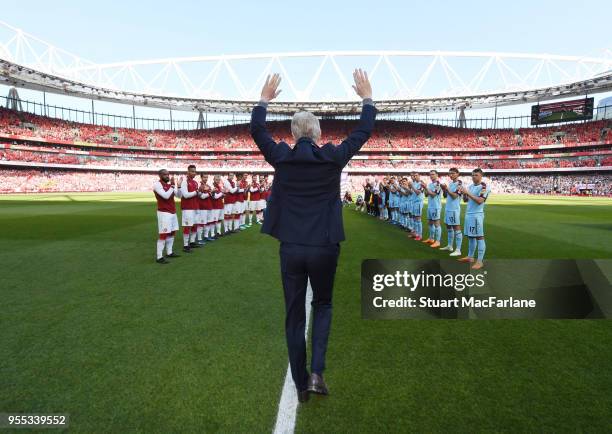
[291,111,321,143]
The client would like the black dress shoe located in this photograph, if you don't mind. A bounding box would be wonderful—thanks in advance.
[166,253,181,258]
[307,373,328,395]
[297,389,310,403]
[156,257,169,264]
[183,246,192,253]
[190,242,202,248]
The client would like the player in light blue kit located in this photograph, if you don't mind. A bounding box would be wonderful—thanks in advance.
[378,178,387,220]
[388,177,399,224]
[458,168,491,270]
[402,177,413,233]
[398,178,410,230]
[440,167,463,257]
[409,172,424,241]
[402,177,412,232]
[422,169,443,248]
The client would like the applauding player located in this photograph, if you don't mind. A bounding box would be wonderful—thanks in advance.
[210,175,225,238]
[152,169,181,264]
[180,165,200,252]
[410,172,425,241]
[223,173,238,233]
[197,174,213,244]
[458,168,491,269]
[247,175,261,226]
[422,170,442,248]
[237,173,249,230]
[440,167,463,256]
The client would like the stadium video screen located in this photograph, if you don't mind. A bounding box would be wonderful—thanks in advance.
[531,97,594,125]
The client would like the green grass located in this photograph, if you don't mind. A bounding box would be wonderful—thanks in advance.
[1,193,611,433]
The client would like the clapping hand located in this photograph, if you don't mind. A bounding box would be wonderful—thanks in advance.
[260,73,282,103]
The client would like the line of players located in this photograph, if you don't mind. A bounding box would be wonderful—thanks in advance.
[385,167,490,270]
[152,165,271,264]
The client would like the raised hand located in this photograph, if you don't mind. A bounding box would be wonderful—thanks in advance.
[177,176,184,186]
[260,73,282,103]
[352,68,372,100]
[170,176,175,185]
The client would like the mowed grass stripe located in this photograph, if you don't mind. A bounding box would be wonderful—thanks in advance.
[296,201,612,433]
[1,194,289,432]
[1,193,611,432]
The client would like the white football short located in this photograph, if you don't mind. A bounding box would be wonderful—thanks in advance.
[181,209,196,227]
[196,209,206,225]
[157,211,179,234]
[211,208,223,222]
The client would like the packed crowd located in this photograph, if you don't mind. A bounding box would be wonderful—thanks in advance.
[349,174,611,197]
[1,106,610,152]
[0,169,152,193]
[2,148,610,171]
[2,168,609,196]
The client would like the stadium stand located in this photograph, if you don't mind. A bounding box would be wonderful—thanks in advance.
[0,106,610,195]
[1,106,610,151]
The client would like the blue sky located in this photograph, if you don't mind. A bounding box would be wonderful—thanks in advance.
[1,0,611,123]
[3,0,611,59]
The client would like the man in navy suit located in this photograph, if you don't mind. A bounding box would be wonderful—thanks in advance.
[250,70,376,403]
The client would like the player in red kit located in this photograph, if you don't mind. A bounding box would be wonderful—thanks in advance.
[196,174,213,245]
[200,174,216,242]
[237,173,249,230]
[247,174,261,226]
[223,173,238,234]
[210,175,225,238]
[259,175,270,222]
[152,169,181,264]
[180,164,200,252]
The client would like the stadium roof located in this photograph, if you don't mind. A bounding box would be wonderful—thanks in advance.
[1,21,611,115]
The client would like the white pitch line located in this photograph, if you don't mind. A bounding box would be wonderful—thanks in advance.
[273,280,313,434]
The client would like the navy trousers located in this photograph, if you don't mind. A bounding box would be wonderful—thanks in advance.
[279,242,340,391]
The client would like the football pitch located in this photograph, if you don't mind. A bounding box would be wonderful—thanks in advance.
[1,193,611,433]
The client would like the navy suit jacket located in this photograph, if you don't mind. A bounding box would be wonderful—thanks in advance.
[249,103,377,245]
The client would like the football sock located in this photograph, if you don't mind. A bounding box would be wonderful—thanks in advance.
[477,239,486,261]
[468,237,476,258]
[165,236,174,254]
[157,239,165,259]
[455,231,463,250]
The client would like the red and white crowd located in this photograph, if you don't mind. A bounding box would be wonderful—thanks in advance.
[1,106,610,151]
